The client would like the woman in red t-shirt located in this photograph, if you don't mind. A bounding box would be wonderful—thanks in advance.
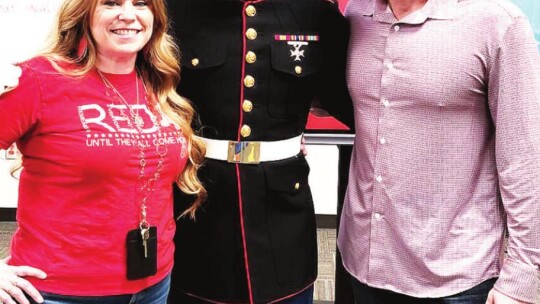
[0,0,205,303]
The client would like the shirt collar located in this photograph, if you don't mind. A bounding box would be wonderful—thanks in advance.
[358,0,457,24]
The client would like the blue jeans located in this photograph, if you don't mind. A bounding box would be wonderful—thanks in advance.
[29,275,170,304]
[351,277,496,304]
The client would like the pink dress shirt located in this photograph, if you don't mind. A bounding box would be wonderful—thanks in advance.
[338,0,540,302]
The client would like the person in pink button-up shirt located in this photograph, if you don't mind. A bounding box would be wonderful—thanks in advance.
[339,0,540,303]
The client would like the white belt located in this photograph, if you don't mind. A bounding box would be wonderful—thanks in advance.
[198,134,303,164]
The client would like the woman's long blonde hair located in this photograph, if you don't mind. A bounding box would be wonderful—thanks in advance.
[16,0,206,217]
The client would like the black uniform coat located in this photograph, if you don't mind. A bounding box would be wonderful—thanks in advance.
[167,0,351,303]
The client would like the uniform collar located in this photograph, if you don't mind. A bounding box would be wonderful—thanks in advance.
[358,0,457,24]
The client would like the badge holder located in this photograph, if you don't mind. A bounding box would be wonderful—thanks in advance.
[126,222,157,280]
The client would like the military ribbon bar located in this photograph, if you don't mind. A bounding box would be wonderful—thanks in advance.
[274,34,320,41]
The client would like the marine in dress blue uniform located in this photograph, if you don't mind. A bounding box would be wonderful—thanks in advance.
[167,0,352,303]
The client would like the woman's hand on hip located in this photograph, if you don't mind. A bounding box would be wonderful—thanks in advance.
[0,256,46,304]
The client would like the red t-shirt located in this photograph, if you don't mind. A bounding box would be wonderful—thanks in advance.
[0,57,188,295]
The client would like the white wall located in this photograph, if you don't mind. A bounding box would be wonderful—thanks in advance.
[0,1,63,209]
[0,0,63,64]
[0,151,18,208]
[306,145,339,215]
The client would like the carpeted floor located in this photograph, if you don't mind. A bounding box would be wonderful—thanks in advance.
[0,221,15,260]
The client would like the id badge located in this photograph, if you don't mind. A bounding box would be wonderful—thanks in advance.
[126,226,157,280]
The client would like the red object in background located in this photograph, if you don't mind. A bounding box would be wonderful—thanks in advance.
[306,107,350,131]
[306,113,349,130]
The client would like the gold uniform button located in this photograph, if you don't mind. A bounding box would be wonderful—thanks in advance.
[245,51,257,64]
[191,58,200,67]
[245,5,257,17]
[240,125,252,138]
[295,66,303,75]
[294,182,300,190]
[246,28,258,40]
[242,100,253,112]
[244,75,255,88]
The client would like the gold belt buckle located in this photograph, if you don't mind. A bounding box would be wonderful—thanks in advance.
[227,141,261,164]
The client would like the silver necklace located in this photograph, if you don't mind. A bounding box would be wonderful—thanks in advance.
[97,69,168,231]
[98,70,145,129]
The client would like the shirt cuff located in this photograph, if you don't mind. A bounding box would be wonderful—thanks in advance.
[494,258,540,304]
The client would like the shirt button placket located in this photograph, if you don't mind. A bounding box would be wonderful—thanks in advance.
[369,26,399,277]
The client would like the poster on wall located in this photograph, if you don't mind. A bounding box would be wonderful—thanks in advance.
[0,0,63,208]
